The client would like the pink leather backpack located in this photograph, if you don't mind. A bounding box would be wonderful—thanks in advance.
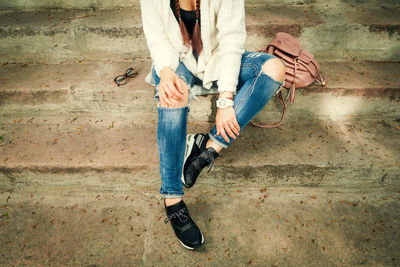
[251,32,326,128]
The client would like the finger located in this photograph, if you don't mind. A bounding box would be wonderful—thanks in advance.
[224,122,237,140]
[220,126,230,143]
[164,82,182,100]
[158,85,165,103]
[161,82,178,100]
[160,87,176,107]
[233,118,241,133]
[216,123,221,135]
[166,92,180,107]
[160,90,175,107]
[229,121,240,136]
[217,124,223,136]
[159,92,167,106]
[159,90,171,107]
[167,78,183,99]
[174,78,185,95]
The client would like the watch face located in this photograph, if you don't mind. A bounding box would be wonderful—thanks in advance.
[217,98,233,108]
[217,98,227,108]
[220,98,226,106]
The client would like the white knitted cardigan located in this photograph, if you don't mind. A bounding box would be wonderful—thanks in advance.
[140,0,246,94]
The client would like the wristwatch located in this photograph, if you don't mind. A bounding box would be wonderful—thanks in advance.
[216,97,234,109]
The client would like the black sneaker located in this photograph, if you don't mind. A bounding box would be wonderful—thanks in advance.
[182,133,219,188]
[164,199,204,249]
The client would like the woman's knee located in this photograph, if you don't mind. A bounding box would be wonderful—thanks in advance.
[261,57,286,83]
[159,77,190,108]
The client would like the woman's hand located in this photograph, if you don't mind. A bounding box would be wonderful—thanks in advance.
[159,67,185,107]
[216,106,240,143]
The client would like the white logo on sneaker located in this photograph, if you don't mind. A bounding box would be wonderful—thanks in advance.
[195,135,204,147]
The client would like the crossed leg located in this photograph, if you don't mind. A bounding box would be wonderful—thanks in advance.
[205,57,286,152]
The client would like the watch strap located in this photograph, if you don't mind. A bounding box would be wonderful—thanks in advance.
[218,95,233,100]
[216,98,234,108]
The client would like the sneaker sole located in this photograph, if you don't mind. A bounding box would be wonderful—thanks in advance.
[181,134,195,188]
[178,232,204,250]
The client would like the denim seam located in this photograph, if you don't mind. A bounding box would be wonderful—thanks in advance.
[235,64,260,109]
[241,62,258,73]
[235,70,263,115]
[235,64,283,116]
[161,194,184,200]
[208,132,228,148]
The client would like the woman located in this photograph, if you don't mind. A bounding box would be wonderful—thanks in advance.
[140,0,286,250]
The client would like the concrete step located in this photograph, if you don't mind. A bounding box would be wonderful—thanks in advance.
[7,0,397,10]
[0,109,399,187]
[1,59,399,185]
[0,60,399,122]
[1,60,399,182]
[0,2,399,64]
[0,180,398,266]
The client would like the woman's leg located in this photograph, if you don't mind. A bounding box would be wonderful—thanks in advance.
[152,62,196,204]
[153,63,205,250]
[207,51,286,149]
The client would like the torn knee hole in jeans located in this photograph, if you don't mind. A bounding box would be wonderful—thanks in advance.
[261,58,286,83]
[157,102,190,109]
[157,103,191,114]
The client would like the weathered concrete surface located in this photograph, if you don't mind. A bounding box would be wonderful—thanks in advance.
[0,2,399,64]
[0,2,399,264]
[1,114,399,187]
[0,0,136,10]
[0,179,399,266]
[1,99,400,186]
[0,59,399,187]
[2,0,399,10]
[0,59,399,121]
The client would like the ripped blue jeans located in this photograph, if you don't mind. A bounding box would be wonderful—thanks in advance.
[153,50,285,199]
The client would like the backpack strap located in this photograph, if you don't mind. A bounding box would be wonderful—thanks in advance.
[313,72,326,86]
[250,89,287,128]
[286,56,297,103]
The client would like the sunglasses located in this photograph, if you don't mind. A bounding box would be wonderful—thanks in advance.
[114,67,138,86]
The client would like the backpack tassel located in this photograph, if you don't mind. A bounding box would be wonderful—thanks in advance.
[287,83,296,104]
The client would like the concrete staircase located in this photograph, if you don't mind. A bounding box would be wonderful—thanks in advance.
[1,1,400,63]
[0,1,399,266]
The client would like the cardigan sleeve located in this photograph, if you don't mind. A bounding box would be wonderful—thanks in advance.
[215,0,246,93]
[140,0,180,77]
